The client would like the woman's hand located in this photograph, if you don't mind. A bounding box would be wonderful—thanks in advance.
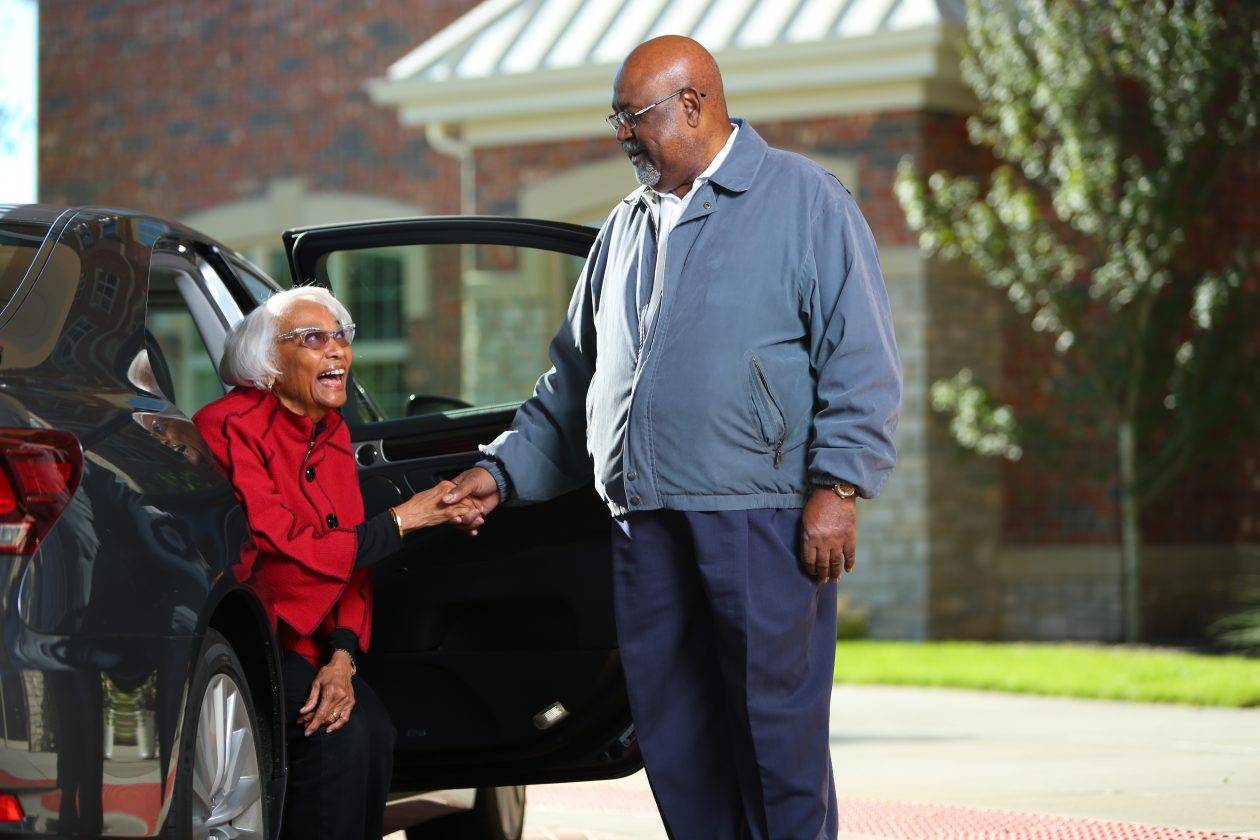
[298,650,356,735]
[392,480,483,535]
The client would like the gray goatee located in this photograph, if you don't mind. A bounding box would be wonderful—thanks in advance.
[634,160,662,187]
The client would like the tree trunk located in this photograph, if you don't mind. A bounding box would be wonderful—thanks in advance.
[1118,418,1143,642]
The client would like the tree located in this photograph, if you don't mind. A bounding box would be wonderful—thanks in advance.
[895,0,1260,641]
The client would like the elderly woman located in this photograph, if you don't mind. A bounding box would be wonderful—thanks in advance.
[193,286,478,840]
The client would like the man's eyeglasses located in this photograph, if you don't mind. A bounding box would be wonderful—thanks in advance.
[275,324,357,350]
[606,88,703,132]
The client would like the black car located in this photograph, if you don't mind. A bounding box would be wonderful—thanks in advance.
[0,204,640,839]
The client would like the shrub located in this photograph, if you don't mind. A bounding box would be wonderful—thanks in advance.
[1211,586,1260,653]
[836,595,870,640]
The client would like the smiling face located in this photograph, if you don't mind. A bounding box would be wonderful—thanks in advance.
[612,37,732,196]
[270,300,352,421]
[613,75,688,191]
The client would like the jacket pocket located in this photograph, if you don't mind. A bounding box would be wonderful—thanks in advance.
[749,356,788,468]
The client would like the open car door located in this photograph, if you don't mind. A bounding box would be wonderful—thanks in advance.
[283,217,640,793]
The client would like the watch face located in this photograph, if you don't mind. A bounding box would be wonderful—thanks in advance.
[835,483,856,498]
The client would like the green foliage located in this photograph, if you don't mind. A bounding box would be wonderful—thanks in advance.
[895,0,1260,490]
[1211,587,1260,652]
[835,595,871,640]
[930,369,1023,459]
[835,640,1260,707]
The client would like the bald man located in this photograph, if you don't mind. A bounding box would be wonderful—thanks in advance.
[447,36,901,840]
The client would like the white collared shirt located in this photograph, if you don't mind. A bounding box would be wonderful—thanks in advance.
[652,122,739,246]
[639,123,739,346]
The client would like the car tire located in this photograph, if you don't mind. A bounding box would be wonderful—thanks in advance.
[166,629,270,839]
[405,786,526,840]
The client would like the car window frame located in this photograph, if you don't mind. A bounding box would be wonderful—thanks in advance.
[145,236,256,412]
[282,217,597,436]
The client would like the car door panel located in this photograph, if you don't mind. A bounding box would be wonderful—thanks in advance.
[286,218,640,791]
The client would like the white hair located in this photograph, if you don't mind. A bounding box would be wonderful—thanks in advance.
[220,286,353,390]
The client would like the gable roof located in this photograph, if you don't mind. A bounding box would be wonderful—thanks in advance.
[386,0,966,84]
[368,0,971,146]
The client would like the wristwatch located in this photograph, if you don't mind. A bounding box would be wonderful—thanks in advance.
[831,481,858,500]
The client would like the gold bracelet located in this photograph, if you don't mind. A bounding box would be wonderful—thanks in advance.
[389,506,404,538]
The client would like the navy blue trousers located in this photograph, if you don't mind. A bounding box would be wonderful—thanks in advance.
[611,509,839,840]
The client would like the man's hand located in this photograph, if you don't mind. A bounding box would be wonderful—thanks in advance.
[298,651,356,735]
[442,467,502,536]
[801,487,857,583]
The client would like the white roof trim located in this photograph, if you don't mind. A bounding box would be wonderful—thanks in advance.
[384,0,965,84]
[386,0,523,81]
[368,23,972,147]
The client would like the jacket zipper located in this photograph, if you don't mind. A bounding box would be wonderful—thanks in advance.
[750,358,787,468]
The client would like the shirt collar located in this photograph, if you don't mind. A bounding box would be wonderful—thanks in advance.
[622,118,766,206]
[653,122,739,202]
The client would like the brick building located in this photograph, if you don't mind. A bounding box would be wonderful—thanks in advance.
[39,0,1259,641]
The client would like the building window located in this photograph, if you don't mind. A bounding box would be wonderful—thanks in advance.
[343,252,405,341]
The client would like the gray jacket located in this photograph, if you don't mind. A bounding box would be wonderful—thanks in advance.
[481,120,901,516]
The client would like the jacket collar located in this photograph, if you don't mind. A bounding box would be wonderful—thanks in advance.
[706,118,764,193]
[262,388,343,445]
[622,118,766,207]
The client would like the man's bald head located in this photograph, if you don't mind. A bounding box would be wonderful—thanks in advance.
[616,36,729,124]
[612,36,733,196]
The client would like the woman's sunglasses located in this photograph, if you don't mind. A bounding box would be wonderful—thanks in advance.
[275,323,357,350]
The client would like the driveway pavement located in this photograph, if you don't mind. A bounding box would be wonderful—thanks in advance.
[515,684,1260,839]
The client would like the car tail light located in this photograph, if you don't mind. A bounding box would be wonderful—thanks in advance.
[0,429,83,555]
[0,792,22,822]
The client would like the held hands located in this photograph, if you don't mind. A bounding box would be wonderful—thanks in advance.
[801,487,857,583]
[299,650,355,735]
[392,480,482,535]
[441,467,503,537]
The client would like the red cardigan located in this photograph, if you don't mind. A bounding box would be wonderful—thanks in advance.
[194,387,372,666]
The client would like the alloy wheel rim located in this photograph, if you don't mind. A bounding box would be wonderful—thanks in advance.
[191,673,264,839]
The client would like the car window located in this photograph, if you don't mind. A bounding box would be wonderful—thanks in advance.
[228,253,286,304]
[0,221,47,310]
[144,258,226,414]
[315,243,584,420]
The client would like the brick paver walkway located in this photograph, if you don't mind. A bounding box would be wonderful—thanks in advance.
[518,684,1260,840]
[523,780,1256,840]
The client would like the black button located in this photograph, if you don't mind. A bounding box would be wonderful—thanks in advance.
[326,513,339,529]
[627,470,637,481]
[305,466,316,482]
[630,495,641,506]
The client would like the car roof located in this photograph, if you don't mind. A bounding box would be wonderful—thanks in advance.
[0,203,237,253]
[0,203,68,227]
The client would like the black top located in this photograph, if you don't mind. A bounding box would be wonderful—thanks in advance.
[326,510,404,658]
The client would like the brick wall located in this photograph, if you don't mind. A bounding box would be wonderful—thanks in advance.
[40,0,479,217]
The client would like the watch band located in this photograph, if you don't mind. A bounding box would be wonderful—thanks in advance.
[388,506,404,538]
[832,481,857,499]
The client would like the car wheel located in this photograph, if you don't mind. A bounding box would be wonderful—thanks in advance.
[468,786,526,840]
[405,786,526,840]
[168,629,269,839]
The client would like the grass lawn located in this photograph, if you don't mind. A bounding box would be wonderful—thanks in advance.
[834,640,1260,707]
